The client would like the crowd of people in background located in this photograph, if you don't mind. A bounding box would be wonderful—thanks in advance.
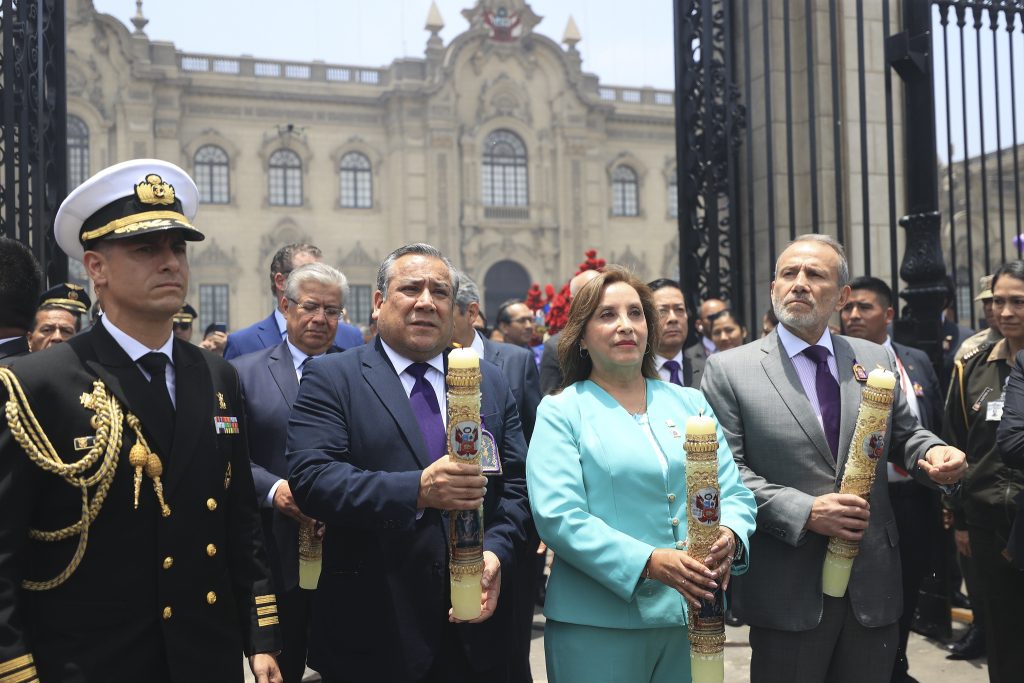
[0,156,1019,683]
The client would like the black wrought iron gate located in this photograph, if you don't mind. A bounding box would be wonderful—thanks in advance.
[0,0,67,284]
[674,0,1024,346]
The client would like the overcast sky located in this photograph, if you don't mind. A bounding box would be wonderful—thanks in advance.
[91,0,677,89]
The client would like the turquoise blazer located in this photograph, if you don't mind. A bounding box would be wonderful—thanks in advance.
[527,378,756,629]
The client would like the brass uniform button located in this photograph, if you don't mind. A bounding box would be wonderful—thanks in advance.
[206,498,218,511]
[162,556,174,570]
[162,606,173,620]
[206,591,217,605]
[206,543,217,557]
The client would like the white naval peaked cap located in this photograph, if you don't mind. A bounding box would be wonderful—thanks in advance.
[54,158,203,262]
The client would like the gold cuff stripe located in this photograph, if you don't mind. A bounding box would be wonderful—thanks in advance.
[0,654,33,676]
[256,605,278,616]
[254,594,277,605]
[258,616,280,627]
[80,211,193,242]
[0,666,38,683]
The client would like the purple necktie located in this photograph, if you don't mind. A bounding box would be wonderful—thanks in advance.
[406,362,447,461]
[663,359,684,386]
[802,345,840,459]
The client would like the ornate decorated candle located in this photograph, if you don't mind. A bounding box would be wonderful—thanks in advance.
[822,367,896,597]
[447,347,484,620]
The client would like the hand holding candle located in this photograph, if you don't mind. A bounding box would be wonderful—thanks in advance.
[684,414,726,683]
[446,347,485,621]
[821,367,896,597]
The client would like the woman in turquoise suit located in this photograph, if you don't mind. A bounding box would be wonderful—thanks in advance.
[527,266,756,682]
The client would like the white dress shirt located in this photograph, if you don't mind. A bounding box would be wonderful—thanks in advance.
[777,324,838,431]
[101,316,176,408]
[655,351,686,384]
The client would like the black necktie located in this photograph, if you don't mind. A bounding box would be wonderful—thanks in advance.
[138,352,175,445]
[299,355,314,379]
[663,359,683,386]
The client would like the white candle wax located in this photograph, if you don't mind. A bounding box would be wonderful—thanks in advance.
[867,368,897,390]
[686,415,717,436]
[448,347,480,369]
[450,571,482,620]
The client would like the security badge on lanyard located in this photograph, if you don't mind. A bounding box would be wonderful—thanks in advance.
[976,379,1009,422]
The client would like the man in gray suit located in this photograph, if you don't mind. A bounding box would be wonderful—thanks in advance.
[701,234,967,683]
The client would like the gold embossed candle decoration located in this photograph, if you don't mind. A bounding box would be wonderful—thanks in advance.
[684,414,725,683]
[447,347,484,620]
[298,520,322,590]
[821,367,896,597]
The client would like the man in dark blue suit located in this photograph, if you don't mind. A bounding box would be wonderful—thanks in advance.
[842,275,944,683]
[224,243,362,359]
[232,262,348,682]
[0,237,41,362]
[452,272,540,682]
[287,243,530,683]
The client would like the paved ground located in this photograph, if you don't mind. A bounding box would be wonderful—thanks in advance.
[247,610,988,682]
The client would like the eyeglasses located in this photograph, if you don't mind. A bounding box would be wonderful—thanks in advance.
[287,297,343,320]
[173,322,192,330]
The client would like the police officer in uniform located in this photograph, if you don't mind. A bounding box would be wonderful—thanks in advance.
[0,159,282,683]
[943,261,1024,682]
[28,283,93,352]
[172,303,198,343]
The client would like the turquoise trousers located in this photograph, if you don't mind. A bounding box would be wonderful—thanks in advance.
[544,619,692,683]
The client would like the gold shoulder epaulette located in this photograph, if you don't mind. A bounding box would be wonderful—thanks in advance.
[961,341,993,363]
[0,368,123,591]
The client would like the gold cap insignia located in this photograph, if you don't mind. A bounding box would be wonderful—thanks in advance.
[68,290,79,301]
[135,174,176,206]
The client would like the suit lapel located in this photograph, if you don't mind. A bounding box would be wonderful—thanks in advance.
[482,337,504,371]
[164,340,213,497]
[268,342,299,406]
[759,333,836,469]
[362,339,433,469]
[257,312,282,349]
[833,337,863,475]
[85,321,176,458]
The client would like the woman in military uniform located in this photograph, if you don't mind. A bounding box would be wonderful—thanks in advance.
[0,160,282,683]
[943,260,1024,682]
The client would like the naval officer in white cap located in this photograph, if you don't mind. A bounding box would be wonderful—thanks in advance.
[0,159,283,683]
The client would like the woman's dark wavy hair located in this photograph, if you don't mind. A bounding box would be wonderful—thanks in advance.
[991,260,1024,291]
[556,264,660,391]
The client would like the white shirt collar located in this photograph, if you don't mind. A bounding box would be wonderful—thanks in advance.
[101,315,174,364]
[655,349,684,371]
[702,335,717,354]
[883,335,895,353]
[380,338,445,377]
[273,309,287,337]
[777,323,835,360]
[471,331,486,358]
[286,339,328,374]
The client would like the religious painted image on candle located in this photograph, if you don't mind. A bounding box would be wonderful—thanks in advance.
[454,509,483,549]
[861,431,886,460]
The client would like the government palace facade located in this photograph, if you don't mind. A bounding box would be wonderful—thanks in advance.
[66,0,681,331]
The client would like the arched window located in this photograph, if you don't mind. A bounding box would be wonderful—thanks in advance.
[612,165,639,217]
[268,149,303,206]
[482,130,528,207]
[67,116,89,189]
[339,152,372,208]
[668,169,678,218]
[194,145,230,204]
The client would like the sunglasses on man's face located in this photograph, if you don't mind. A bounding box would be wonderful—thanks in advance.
[173,322,192,330]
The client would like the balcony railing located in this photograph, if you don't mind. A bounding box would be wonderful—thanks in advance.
[178,52,388,87]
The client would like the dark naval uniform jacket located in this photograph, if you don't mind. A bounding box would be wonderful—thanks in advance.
[0,321,281,682]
